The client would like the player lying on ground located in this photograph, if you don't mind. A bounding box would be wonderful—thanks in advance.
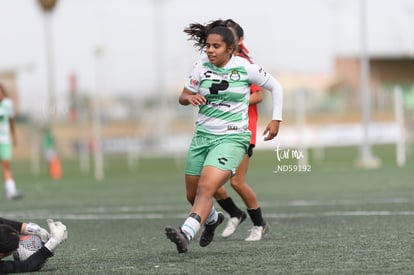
[0,217,68,273]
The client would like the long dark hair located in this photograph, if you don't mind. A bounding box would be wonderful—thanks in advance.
[0,224,20,255]
[184,19,248,57]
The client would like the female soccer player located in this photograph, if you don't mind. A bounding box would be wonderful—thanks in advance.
[0,217,67,273]
[165,25,283,253]
[0,84,23,200]
[185,19,270,241]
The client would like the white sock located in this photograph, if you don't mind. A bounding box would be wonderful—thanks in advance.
[5,179,16,196]
[181,216,201,241]
[205,206,218,225]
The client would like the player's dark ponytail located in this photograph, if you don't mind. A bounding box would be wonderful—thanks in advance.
[183,23,208,51]
[184,19,230,51]
[184,19,248,58]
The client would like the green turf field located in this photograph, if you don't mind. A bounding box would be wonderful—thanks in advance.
[1,145,413,274]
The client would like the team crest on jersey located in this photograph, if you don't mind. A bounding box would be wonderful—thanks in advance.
[229,70,240,81]
[188,77,199,88]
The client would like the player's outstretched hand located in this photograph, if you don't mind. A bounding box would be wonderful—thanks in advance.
[263,120,280,141]
[24,222,50,243]
[44,219,68,253]
[188,93,206,106]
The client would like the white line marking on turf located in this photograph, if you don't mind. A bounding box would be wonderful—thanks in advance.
[261,198,411,207]
[2,197,410,216]
[265,211,414,218]
[3,211,414,220]
[324,211,414,216]
[2,198,412,220]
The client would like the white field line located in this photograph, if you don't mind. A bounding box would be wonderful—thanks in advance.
[265,211,414,219]
[260,198,411,207]
[2,211,414,221]
[2,197,411,216]
[2,198,412,220]
[2,211,414,220]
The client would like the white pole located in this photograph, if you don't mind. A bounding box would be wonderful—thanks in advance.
[359,0,371,162]
[127,146,139,171]
[93,46,104,181]
[356,0,380,168]
[394,86,406,167]
[153,0,168,151]
[43,12,56,121]
[79,138,90,174]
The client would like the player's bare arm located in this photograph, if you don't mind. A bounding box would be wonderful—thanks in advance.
[263,120,280,141]
[9,118,17,147]
[249,90,263,105]
[179,88,206,106]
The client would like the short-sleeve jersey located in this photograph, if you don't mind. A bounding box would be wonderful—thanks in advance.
[0,98,14,144]
[185,55,270,135]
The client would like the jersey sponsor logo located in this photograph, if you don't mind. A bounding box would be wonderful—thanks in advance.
[204,70,213,78]
[258,67,267,77]
[218,157,228,165]
[227,125,238,131]
[209,79,229,94]
[229,70,240,81]
[205,100,231,108]
[204,70,230,80]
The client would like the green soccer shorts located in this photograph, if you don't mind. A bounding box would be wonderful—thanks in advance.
[0,143,12,161]
[184,132,250,176]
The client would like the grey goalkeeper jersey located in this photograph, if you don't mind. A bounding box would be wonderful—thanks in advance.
[185,55,271,135]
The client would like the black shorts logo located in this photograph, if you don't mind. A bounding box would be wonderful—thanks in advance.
[218,157,228,165]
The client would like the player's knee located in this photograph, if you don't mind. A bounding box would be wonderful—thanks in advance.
[196,183,215,197]
[230,177,243,190]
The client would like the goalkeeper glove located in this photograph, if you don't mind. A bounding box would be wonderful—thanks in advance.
[24,223,50,243]
[44,219,68,253]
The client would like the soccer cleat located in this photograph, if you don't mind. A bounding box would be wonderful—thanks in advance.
[7,191,24,200]
[199,212,224,247]
[165,226,189,253]
[221,212,247,238]
[245,222,270,241]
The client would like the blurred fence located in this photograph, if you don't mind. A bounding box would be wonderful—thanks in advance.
[13,82,413,179]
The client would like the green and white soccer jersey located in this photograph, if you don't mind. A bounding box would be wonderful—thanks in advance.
[185,55,270,135]
[0,98,14,160]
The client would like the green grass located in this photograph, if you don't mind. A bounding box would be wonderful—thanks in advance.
[2,144,414,274]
